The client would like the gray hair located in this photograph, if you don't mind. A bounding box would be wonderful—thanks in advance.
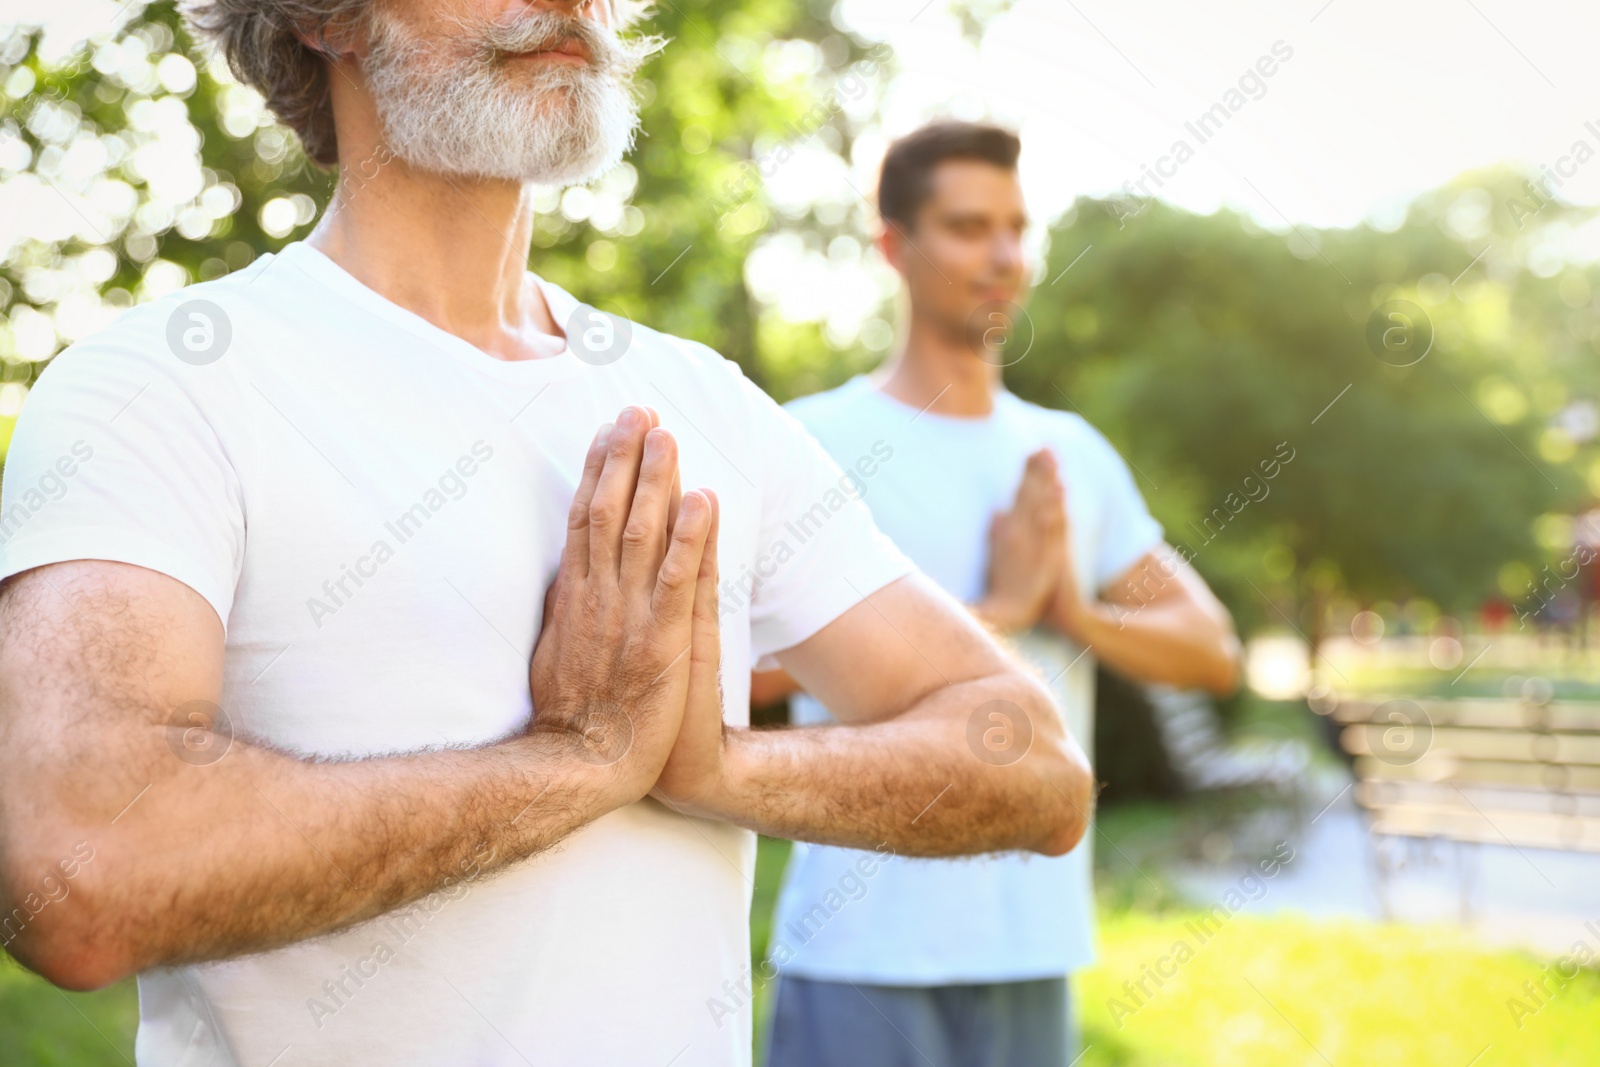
[180,1,651,168]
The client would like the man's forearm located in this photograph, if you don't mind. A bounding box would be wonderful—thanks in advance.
[1059,598,1240,693]
[10,727,627,989]
[682,675,1091,858]
[971,593,1041,636]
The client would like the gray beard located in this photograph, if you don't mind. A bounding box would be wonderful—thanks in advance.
[363,11,657,186]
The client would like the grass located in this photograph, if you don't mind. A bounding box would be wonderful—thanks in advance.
[746,830,1600,1067]
[0,955,136,1066]
[5,832,1597,1067]
[1335,664,1600,701]
[749,834,791,1055]
[1075,909,1600,1066]
[1078,797,1600,1066]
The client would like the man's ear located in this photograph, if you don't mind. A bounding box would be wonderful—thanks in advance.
[290,16,362,60]
[877,223,905,275]
[290,27,334,59]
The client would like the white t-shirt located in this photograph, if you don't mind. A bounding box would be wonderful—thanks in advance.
[769,376,1162,985]
[0,243,914,1066]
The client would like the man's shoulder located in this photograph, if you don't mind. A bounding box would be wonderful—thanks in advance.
[39,275,256,382]
[783,377,873,430]
[25,271,271,433]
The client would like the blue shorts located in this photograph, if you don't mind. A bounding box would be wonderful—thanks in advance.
[765,975,1072,1067]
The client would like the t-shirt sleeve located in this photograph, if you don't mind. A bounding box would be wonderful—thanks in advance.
[0,333,246,631]
[737,377,915,663]
[1080,426,1164,591]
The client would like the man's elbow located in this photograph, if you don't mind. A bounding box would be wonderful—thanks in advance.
[989,670,1094,857]
[8,926,131,992]
[1031,735,1093,857]
[0,849,134,991]
[1203,632,1244,696]
[1171,619,1243,695]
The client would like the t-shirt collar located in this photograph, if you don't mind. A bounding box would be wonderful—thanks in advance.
[272,240,587,384]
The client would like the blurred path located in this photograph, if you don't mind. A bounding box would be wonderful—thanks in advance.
[1163,768,1600,958]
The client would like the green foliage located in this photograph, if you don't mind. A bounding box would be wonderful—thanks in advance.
[1009,179,1589,632]
[0,0,891,391]
[0,956,137,1066]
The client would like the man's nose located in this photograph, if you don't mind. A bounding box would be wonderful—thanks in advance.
[994,237,1024,275]
[522,0,606,22]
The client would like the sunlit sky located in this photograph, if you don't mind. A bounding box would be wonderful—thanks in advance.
[18,0,1600,342]
[788,0,1600,334]
[843,0,1600,230]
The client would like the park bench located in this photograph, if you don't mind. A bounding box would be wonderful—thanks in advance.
[1328,693,1600,916]
[1144,683,1311,829]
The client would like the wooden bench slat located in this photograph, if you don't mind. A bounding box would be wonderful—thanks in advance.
[1353,756,1600,793]
[1355,778,1600,817]
[1332,697,1600,733]
[1367,805,1600,853]
[1340,725,1600,766]
[1332,694,1600,856]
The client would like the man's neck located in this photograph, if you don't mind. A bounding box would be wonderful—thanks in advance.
[305,160,562,362]
[875,314,1003,418]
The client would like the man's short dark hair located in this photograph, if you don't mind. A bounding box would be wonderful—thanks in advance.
[877,120,1021,229]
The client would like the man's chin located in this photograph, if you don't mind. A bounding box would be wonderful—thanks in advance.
[380,115,622,186]
[371,70,636,188]
[445,145,619,187]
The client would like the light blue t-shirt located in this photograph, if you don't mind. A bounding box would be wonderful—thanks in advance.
[768,376,1164,985]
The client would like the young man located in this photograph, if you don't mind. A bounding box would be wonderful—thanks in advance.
[758,122,1241,1067]
[0,10,1095,1066]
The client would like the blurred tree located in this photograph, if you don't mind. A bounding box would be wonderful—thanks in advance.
[1009,176,1587,644]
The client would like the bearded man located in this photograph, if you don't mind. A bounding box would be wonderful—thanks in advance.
[0,3,1093,1065]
